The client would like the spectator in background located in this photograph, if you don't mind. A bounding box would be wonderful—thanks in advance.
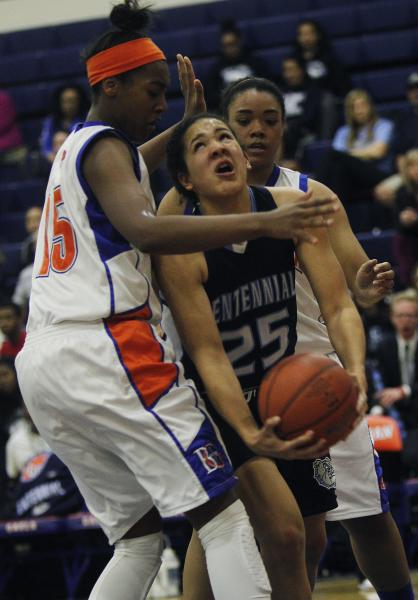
[293,19,351,100]
[411,262,418,295]
[279,55,322,168]
[205,20,271,110]
[393,149,418,288]
[318,89,394,205]
[0,301,25,358]
[20,205,42,268]
[12,206,43,322]
[13,263,33,322]
[375,72,418,207]
[293,19,351,139]
[0,89,27,166]
[6,405,49,481]
[39,83,88,162]
[0,357,23,507]
[373,291,418,473]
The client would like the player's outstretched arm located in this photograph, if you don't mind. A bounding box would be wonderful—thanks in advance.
[154,249,328,460]
[296,227,367,398]
[308,179,394,306]
[84,140,340,255]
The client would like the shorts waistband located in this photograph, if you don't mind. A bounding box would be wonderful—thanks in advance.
[25,321,104,346]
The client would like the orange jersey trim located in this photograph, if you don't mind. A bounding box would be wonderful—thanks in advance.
[106,316,177,409]
[86,38,166,87]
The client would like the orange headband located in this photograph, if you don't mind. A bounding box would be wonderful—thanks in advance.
[86,38,166,87]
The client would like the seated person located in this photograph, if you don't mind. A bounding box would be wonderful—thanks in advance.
[205,20,272,110]
[0,357,23,510]
[279,55,323,168]
[0,90,27,166]
[39,84,88,163]
[20,206,42,268]
[0,300,26,359]
[393,149,418,288]
[375,72,418,206]
[318,89,394,205]
[373,291,418,475]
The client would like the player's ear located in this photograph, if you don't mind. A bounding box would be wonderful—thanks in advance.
[101,77,120,97]
[178,172,194,192]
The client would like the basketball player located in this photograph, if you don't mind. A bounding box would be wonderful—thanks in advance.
[13,5,340,599]
[155,112,367,600]
[220,77,413,600]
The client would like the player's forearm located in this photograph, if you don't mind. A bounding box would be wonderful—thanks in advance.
[133,211,265,254]
[194,355,259,441]
[325,305,366,387]
[139,125,176,174]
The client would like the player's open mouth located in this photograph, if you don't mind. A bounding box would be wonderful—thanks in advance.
[214,160,235,176]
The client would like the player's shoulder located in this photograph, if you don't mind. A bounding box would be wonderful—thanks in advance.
[157,188,189,216]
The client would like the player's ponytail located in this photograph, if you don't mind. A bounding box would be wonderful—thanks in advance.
[110,0,152,34]
[82,1,153,64]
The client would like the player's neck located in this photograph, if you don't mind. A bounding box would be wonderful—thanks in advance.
[247,163,275,187]
[199,187,252,216]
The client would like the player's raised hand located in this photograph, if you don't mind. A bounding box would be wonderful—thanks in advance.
[244,416,329,460]
[355,259,395,307]
[177,54,206,119]
[262,190,339,243]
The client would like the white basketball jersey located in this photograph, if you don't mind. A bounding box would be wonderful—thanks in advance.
[269,165,334,355]
[28,123,161,332]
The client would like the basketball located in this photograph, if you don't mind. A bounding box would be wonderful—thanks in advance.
[258,353,359,447]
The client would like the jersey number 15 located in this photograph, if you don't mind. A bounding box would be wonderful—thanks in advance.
[37,186,78,277]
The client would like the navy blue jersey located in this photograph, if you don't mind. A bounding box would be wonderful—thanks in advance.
[13,452,84,518]
[182,185,297,399]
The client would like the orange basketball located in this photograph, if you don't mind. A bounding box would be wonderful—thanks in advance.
[258,353,359,447]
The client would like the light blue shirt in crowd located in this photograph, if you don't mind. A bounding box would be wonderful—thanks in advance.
[332,118,394,173]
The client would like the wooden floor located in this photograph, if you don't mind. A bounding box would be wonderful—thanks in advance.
[161,571,418,599]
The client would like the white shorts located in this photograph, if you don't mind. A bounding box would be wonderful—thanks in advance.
[327,418,389,521]
[16,320,236,544]
[324,352,389,521]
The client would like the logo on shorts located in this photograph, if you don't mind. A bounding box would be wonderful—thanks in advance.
[21,452,50,483]
[194,444,225,474]
[313,457,336,490]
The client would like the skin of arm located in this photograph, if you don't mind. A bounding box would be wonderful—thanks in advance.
[84,139,341,255]
[270,186,367,391]
[83,136,272,254]
[349,140,388,160]
[308,178,394,307]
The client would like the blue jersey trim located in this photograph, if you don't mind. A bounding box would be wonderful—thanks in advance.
[299,172,308,192]
[103,321,236,497]
[266,164,281,187]
[76,127,141,316]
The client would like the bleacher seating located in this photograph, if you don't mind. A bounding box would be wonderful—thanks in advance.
[0,0,416,288]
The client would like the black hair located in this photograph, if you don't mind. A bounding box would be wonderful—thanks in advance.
[220,19,242,38]
[49,83,89,125]
[0,356,16,372]
[220,77,286,122]
[0,300,21,318]
[166,112,237,200]
[295,19,330,54]
[81,0,154,96]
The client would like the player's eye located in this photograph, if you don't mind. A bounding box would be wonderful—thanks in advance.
[193,141,205,152]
